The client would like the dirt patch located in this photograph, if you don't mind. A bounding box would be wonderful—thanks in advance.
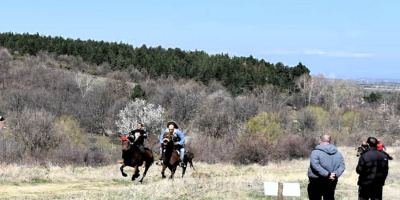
[0,180,127,199]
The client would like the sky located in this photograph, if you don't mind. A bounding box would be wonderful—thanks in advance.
[1,0,399,80]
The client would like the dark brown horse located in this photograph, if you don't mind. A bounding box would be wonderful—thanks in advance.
[160,132,195,179]
[355,143,393,160]
[120,140,154,183]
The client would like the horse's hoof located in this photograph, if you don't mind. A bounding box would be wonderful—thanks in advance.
[122,174,127,177]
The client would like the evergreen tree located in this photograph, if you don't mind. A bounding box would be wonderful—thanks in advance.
[129,84,146,100]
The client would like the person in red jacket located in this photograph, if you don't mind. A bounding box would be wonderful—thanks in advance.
[376,138,386,151]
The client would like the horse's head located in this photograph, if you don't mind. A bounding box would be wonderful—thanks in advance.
[121,137,131,151]
[162,132,173,146]
[356,146,368,157]
[356,142,369,157]
[356,146,362,157]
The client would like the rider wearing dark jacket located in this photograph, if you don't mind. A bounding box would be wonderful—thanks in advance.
[128,123,147,154]
[356,137,389,200]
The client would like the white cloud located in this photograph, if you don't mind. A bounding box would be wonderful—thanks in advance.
[264,49,372,58]
[304,50,372,58]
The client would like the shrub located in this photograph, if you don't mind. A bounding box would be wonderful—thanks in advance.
[297,109,317,133]
[272,134,315,160]
[305,106,329,131]
[246,112,285,142]
[342,111,361,134]
[54,115,85,146]
[8,109,62,159]
[0,129,24,163]
[232,134,271,165]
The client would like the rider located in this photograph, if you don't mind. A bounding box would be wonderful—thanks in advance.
[128,123,147,154]
[159,121,186,167]
[119,123,147,164]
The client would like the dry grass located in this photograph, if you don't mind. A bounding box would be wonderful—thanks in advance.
[0,147,399,200]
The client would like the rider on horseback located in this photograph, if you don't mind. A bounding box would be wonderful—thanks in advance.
[119,123,147,164]
[128,123,147,155]
[160,121,186,167]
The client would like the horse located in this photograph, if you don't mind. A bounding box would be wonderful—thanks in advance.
[120,139,154,183]
[160,132,196,179]
[184,151,196,172]
[355,146,367,157]
[355,144,393,160]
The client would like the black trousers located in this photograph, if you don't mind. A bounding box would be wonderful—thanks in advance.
[308,178,338,200]
[358,185,383,200]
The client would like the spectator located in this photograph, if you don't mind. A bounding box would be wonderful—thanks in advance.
[308,134,345,200]
[356,137,389,200]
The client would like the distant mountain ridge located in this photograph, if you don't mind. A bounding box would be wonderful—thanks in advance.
[353,78,400,83]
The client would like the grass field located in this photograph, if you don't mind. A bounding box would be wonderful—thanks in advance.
[0,147,399,200]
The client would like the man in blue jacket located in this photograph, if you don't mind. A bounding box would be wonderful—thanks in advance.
[308,134,345,200]
[356,137,389,200]
[159,121,186,167]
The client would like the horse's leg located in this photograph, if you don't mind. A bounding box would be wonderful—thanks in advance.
[132,165,140,181]
[189,159,196,171]
[161,164,167,179]
[169,165,177,180]
[120,165,127,177]
[182,164,187,178]
[139,163,151,183]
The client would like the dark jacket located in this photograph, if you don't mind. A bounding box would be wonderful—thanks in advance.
[356,147,389,187]
[308,144,345,179]
[128,129,147,145]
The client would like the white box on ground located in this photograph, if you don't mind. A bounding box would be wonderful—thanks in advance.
[264,182,301,197]
[264,182,279,195]
[282,182,301,196]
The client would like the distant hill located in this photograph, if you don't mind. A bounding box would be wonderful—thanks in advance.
[0,32,310,94]
[351,78,400,83]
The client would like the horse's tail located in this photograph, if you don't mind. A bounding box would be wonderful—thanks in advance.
[382,151,393,160]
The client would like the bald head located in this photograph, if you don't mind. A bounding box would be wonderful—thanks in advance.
[320,134,331,143]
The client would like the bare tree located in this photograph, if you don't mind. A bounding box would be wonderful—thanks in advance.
[193,89,236,138]
[168,80,205,126]
[254,84,289,112]
[233,95,259,122]
[326,78,363,110]
[75,73,97,98]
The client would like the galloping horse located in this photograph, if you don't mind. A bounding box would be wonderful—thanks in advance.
[120,139,154,183]
[160,132,195,179]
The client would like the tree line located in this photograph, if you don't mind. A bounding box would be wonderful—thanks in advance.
[0,32,309,94]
